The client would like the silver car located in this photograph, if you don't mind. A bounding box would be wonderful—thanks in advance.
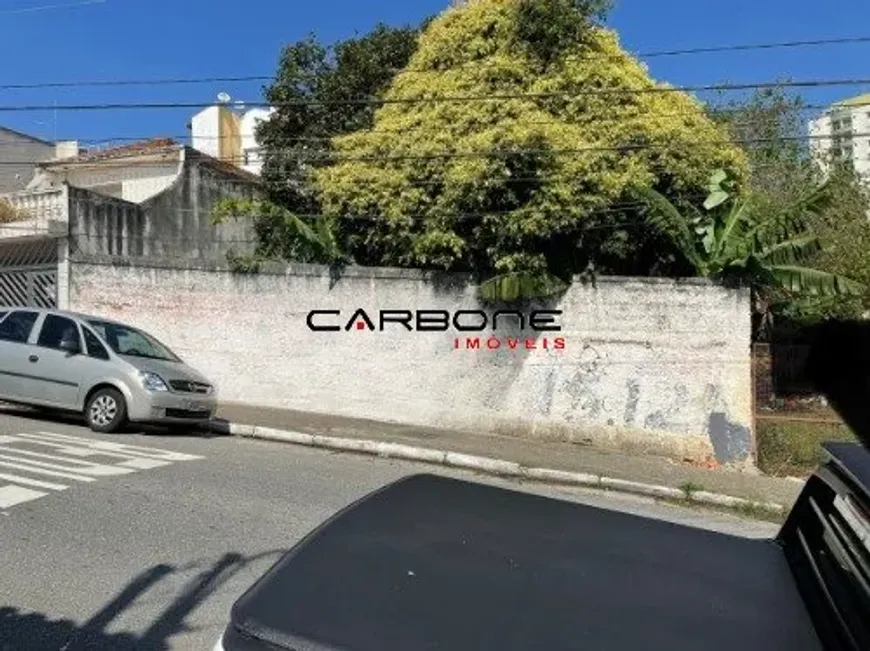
[0,307,217,433]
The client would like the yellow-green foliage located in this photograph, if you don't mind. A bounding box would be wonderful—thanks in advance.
[315,0,748,273]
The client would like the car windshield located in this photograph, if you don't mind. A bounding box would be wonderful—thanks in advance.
[87,320,180,362]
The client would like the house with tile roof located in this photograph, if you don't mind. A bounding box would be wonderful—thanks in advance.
[0,126,68,195]
[0,137,262,310]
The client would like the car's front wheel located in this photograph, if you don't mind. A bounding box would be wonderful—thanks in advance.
[85,387,128,434]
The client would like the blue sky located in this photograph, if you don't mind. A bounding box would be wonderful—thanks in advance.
[1,0,869,144]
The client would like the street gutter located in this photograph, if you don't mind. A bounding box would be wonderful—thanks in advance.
[209,420,788,521]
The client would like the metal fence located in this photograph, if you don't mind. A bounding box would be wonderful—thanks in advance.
[754,342,811,405]
[0,238,58,309]
[770,343,815,396]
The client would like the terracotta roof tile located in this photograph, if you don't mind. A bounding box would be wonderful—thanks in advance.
[40,136,261,184]
[46,137,180,164]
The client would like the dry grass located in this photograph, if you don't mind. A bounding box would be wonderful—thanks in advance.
[0,198,29,223]
[756,418,858,477]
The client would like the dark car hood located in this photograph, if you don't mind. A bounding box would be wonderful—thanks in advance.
[223,474,821,651]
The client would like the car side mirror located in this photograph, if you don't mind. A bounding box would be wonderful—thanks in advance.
[60,338,80,355]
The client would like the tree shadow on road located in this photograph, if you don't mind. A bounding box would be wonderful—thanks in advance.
[0,549,286,651]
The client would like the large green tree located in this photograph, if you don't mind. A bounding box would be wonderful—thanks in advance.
[772,167,870,327]
[709,86,810,213]
[235,22,424,262]
[313,0,747,294]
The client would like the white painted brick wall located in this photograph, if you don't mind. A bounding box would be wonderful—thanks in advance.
[69,261,753,463]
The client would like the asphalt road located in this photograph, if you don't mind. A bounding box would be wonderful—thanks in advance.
[0,407,780,651]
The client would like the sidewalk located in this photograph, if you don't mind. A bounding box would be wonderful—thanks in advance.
[213,403,804,512]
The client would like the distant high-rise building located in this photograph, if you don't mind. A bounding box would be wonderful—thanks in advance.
[808,93,870,182]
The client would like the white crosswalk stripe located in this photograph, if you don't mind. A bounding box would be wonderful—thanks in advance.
[0,472,67,491]
[0,485,48,509]
[0,431,204,511]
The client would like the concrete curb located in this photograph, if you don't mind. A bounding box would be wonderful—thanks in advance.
[211,421,787,517]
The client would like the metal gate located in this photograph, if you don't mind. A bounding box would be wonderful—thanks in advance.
[0,239,58,309]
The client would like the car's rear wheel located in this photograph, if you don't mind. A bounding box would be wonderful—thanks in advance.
[85,387,127,434]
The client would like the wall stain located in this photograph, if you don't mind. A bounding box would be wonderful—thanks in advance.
[644,411,668,430]
[703,383,721,409]
[562,343,603,421]
[702,383,751,462]
[480,312,537,411]
[643,384,689,432]
[537,366,557,417]
[624,379,640,427]
[707,412,751,463]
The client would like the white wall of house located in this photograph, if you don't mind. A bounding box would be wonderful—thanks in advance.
[28,161,182,204]
[120,166,182,203]
[190,104,273,176]
[0,127,57,194]
[191,106,222,160]
[239,108,273,176]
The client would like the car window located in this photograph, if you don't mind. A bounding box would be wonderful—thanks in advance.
[37,314,81,351]
[82,326,110,361]
[88,320,179,362]
[0,310,39,343]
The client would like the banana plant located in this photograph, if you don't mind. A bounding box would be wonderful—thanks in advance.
[637,169,865,297]
[476,269,570,303]
[212,197,347,265]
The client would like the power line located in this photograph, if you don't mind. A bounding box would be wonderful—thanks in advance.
[4,191,838,242]
[5,35,870,90]
[628,35,870,59]
[0,108,810,148]
[3,155,809,197]
[0,99,845,152]
[0,0,105,15]
[0,77,870,112]
[0,206,658,236]
[0,124,855,180]
[0,129,846,168]
[387,38,870,77]
[0,75,274,91]
[158,130,870,164]
[259,129,870,163]
[1,192,830,236]
[3,157,803,195]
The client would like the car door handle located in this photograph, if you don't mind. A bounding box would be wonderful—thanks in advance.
[28,354,38,363]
